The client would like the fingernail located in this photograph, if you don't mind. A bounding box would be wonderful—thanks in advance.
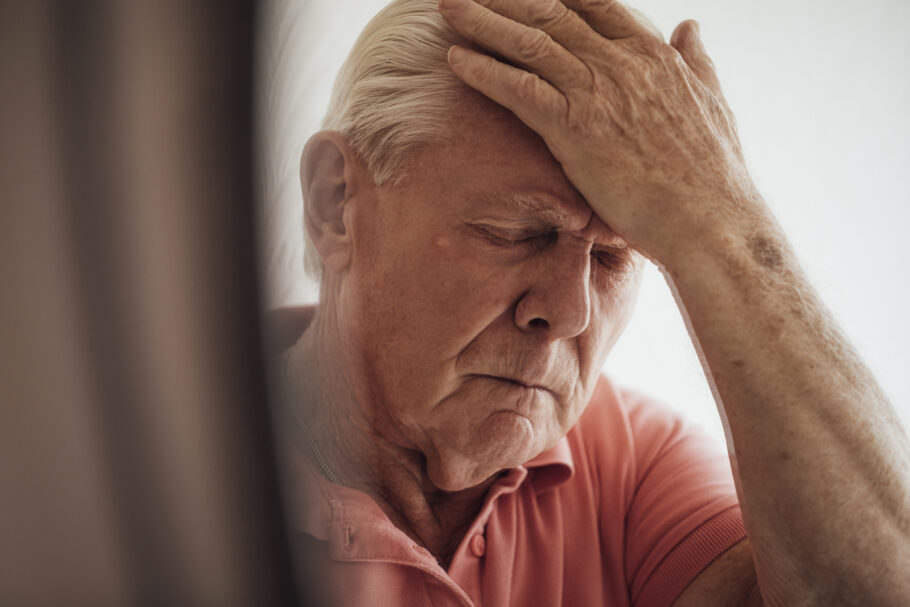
[439,0,468,11]
[447,45,466,66]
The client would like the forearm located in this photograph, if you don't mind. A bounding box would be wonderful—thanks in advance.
[661,198,910,605]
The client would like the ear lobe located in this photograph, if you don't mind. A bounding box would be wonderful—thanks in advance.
[300,132,365,273]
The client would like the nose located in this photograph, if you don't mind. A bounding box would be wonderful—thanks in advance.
[514,241,591,339]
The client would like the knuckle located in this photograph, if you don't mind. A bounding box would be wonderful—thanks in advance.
[560,60,597,92]
[576,0,610,11]
[515,29,553,63]
[655,43,679,64]
[542,92,566,116]
[565,104,598,137]
[526,0,567,27]
[564,108,584,135]
[607,48,638,74]
[671,51,691,74]
[469,10,493,34]
[514,71,544,102]
[578,63,599,90]
[634,35,665,57]
[475,58,498,83]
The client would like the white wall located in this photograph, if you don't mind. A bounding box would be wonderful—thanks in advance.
[257,0,910,442]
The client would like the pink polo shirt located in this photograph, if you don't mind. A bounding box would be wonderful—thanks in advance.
[283,375,746,606]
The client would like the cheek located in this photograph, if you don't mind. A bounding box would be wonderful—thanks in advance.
[352,231,521,383]
[418,233,521,322]
[580,273,644,375]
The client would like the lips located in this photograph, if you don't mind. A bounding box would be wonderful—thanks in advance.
[473,374,552,394]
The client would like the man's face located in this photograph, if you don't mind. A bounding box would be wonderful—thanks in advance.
[341,93,643,491]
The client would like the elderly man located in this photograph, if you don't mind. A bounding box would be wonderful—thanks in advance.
[275,0,910,604]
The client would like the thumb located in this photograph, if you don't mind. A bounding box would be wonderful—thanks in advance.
[670,20,723,95]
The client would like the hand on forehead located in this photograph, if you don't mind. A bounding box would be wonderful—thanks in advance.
[438,0,740,261]
[432,90,627,249]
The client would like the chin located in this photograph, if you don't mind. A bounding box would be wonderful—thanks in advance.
[426,464,487,493]
[425,413,548,491]
[426,457,513,493]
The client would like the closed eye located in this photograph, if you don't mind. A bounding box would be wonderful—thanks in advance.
[591,247,633,272]
[472,223,635,272]
[474,225,553,246]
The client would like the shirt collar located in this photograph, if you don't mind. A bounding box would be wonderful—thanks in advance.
[287,434,575,543]
[524,436,575,494]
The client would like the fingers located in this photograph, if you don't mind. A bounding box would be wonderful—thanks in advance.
[561,0,658,40]
[669,20,723,95]
[446,45,568,136]
[439,0,593,92]
[470,0,600,53]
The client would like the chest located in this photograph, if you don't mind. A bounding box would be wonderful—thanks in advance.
[297,487,628,607]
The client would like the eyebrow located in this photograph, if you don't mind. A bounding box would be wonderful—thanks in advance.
[475,189,628,248]
[475,189,574,227]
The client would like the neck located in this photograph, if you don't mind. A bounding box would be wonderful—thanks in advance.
[284,309,496,567]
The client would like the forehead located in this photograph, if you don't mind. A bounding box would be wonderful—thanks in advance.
[426,93,621,244]
[445,91,564,176]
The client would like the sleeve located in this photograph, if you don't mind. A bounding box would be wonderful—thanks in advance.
[618,387,747,607]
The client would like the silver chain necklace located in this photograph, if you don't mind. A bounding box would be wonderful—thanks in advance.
[282,352,340,485]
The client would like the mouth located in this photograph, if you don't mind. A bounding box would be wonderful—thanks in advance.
[473,374,551,394]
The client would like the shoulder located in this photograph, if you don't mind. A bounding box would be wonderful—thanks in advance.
[561,374,730,512]
[568,374,712,472]
[565,375,748,606]
[570,375,738,508]
[573,374,697,435]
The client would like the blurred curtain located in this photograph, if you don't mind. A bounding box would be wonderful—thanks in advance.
[0,1,298,604]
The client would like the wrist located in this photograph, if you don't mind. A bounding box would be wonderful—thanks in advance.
[646,190,779,279]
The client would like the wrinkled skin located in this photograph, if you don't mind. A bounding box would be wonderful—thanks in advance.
[328,94,644,492]
[439,0,761,263]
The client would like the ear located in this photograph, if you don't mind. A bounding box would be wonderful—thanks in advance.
[300,131,372,273]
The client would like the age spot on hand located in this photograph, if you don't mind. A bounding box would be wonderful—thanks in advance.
[747,234,783,271]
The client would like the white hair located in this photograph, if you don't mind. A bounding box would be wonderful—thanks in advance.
[305,0,465,278]
[305,0,660,279]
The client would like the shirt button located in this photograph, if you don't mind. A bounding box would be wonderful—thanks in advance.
[470,534,486,557]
